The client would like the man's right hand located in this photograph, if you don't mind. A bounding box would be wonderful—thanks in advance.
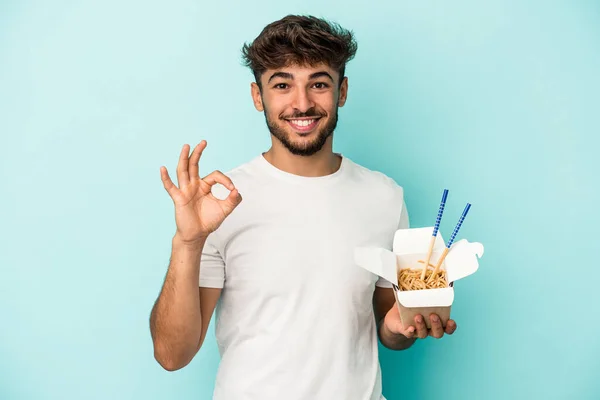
[160,140,242,245]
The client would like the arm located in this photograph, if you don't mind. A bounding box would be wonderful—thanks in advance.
[150,140,242,371]
[372,194,415,350]
[150,235,222,371]
[373,287,417,351]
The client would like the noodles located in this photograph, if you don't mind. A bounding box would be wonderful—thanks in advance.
[398,260,448,291]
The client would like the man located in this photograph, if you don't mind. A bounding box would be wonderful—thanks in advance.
[150,15,456,400]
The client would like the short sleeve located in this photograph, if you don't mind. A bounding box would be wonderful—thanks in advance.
[199,232,225,289]
[375,199,410,288]
[397,199,410,230]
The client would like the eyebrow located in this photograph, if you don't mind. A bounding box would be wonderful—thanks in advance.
[268,72,293,83]
[308,71,334,82]
[267,71,335,84]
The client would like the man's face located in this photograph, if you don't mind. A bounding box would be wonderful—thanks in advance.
[251,63,348,156]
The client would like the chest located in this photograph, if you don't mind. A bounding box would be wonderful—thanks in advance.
[219,186,394,294]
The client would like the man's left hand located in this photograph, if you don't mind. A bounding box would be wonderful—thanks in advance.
[383,303,457,339]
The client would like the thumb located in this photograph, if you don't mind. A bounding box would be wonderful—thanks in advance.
[386,305,414,338]
[221,188,243,215]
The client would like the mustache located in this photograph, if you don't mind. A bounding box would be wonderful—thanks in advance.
[281,108,325,119]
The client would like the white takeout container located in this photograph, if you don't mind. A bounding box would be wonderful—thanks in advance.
[354,227,484,329]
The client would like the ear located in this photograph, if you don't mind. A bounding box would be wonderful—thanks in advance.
[251,82,264,112]
[337,77,348,107]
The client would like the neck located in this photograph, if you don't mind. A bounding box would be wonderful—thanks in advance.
[262,137,342,177]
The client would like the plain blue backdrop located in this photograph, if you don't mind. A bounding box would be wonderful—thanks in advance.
[1,1,598,399]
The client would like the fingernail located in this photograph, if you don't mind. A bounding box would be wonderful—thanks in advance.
[432,315,439,322]
[416,316,422,323]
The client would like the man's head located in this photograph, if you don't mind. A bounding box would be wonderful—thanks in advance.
[241,15,357,156]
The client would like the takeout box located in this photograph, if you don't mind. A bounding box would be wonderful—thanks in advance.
[354,227,484,329]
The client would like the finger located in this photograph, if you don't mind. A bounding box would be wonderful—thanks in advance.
[160,166,180,199]
[429,314,444,339]
[220,188,243,215]
[188,140,207,181]
[382,311,414,339]
[445,319,457,335]
[403,325,416,339]
[201,170,235,191]
[414,315,428,339]
[176,144,191,187]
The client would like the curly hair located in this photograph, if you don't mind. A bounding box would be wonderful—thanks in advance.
[241,15,358,88]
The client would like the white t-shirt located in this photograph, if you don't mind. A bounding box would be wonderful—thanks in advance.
[200,153,409,400]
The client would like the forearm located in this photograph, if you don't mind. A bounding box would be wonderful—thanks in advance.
[378,319,417,351]
[150,234,205,369]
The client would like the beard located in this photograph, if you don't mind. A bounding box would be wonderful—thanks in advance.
[263,105,338,156]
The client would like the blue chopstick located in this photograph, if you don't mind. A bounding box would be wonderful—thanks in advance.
[432,189,449,237]
[447,203,471,248]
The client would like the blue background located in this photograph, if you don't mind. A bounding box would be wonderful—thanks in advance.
[1,1,598,399]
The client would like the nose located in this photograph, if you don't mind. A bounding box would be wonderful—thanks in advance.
[291,87,315,113]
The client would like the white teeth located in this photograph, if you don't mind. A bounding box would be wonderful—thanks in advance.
[290,119,315,127]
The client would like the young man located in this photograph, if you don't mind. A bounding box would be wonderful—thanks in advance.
[150,15,456,400]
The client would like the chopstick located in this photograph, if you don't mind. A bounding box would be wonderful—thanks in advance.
[429,203,471,282]
[421,189,449,280]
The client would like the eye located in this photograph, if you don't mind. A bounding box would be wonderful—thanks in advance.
[313,82,330,89]
[273,83,289,89]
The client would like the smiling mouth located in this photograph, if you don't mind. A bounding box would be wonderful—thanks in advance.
[285,117,322,133]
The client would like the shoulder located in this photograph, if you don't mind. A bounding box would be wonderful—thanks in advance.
[208,156,261,200]
[344,157,405,200]
[223,156,261,180]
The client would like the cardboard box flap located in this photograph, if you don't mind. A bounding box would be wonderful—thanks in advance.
[354,247,397,286]
[393,227,446,255]
[445,239,485,283]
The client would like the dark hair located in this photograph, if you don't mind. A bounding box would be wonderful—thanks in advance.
[241,15,358,88]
